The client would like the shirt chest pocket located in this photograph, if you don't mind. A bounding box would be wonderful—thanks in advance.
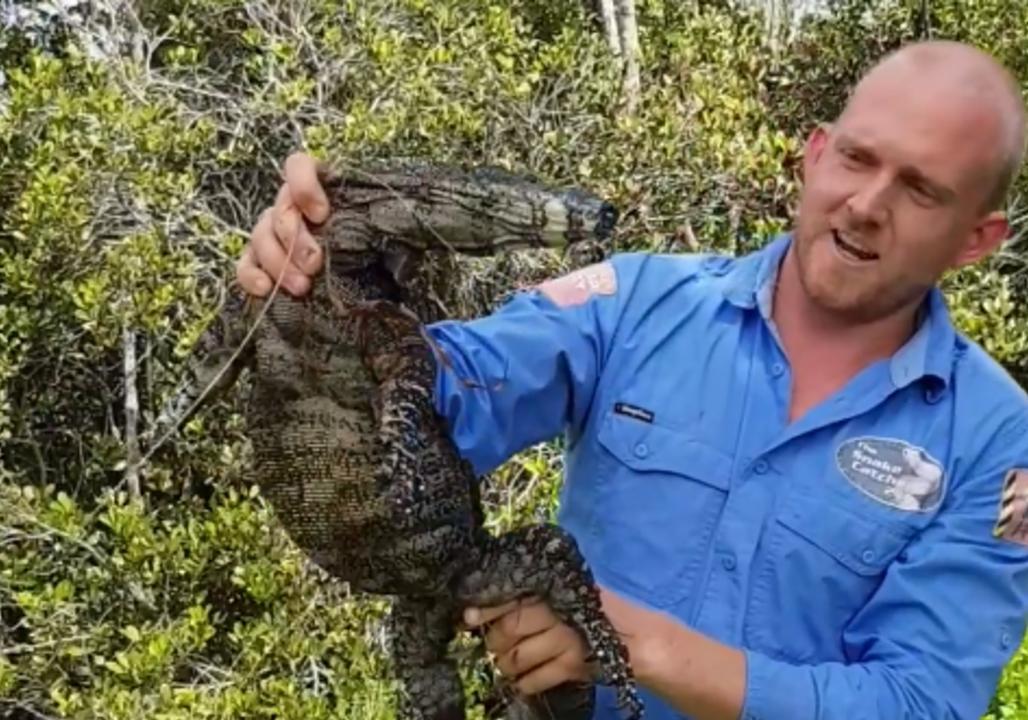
[593,409,734,608]
[745,489,916,663]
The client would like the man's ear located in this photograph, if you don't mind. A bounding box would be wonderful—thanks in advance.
[952,212,1010,268]
[801,123,832,179]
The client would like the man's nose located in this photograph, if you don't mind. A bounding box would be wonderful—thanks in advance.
[845,173,892,227]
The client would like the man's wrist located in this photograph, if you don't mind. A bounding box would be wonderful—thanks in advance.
[626,617,667,686]
[597,587,744,719]
[632,613,746,720]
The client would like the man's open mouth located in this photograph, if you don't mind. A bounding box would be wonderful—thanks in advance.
[832,229,879,262]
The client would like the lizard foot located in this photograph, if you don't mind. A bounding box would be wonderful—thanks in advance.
[457,525,644,720]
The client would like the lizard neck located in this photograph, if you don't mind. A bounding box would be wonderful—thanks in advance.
[320,251,406,308]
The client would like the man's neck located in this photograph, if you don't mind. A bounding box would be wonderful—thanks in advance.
[771,246,921,422]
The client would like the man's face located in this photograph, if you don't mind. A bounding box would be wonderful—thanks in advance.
[793,69,1009,323]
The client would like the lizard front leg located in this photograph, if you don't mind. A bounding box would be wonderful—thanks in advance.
[352,299,443,512]
[390,594,466,720]
[457,525,644,720]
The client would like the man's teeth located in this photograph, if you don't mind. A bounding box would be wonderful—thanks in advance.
[833,230,878,261]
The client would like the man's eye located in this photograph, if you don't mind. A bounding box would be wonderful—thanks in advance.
[840,148,866,164]
[910,183,937,204]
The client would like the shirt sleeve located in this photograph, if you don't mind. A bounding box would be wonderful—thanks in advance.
[741,414,1028,720]
[424,254,644,476]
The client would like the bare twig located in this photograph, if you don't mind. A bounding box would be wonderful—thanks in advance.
[614,0,641,115]
[123,326,142,500]
[597,0,621,55]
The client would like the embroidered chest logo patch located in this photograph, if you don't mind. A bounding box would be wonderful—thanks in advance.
[835,437,945,512]
[995,469,1028,546]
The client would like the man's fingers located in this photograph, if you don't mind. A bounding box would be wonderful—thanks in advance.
[250,206,310,296]
[235,244,270,296]
[294,221,323,275]
[494,625,579,680]
[513,648,591,696]
[464,595,546,628]
[272,183,323,277]
[234,152,327,298]
[464,599,524,628]
[284,152,330,224]
[484,599,555,655]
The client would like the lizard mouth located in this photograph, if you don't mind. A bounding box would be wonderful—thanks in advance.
[594,201,619,239]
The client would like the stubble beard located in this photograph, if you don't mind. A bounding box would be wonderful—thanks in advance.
[793,228,921,326]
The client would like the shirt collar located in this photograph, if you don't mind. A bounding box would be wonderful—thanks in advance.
[717,232,955,390]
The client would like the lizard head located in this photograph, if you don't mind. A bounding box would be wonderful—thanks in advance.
[312,162,619,284]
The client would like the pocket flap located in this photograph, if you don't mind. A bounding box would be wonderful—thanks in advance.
[597,409,732,491]
[778,493,915,576]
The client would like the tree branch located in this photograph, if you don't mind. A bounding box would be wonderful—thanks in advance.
[598,0,622,55]
[615,0,641,114]
[123,326,141,500]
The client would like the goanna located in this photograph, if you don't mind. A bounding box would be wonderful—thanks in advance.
[155,161,644,720]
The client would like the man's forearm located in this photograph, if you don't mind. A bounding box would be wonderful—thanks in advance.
[638,620,745,720]
[600,589,745,720]
[613,590,957,720]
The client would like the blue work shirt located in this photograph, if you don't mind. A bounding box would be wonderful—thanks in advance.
[428,233,1028,720]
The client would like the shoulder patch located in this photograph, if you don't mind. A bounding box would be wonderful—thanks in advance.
[995,469,1028,546]
[537,261,616,308]
[835,437,945,512]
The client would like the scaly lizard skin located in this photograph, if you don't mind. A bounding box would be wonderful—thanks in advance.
[155,161,643,720]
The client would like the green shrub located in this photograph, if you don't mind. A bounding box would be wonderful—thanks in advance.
[1,0,1027,717]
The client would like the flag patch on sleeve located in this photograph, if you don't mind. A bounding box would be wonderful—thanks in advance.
[538,261,616,308]
[995,469,1028,546]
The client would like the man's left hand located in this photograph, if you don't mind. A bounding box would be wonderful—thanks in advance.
[462,588,653,695]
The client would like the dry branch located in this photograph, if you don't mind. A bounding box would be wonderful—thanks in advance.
[615,0,641,114]
[598,0,621,55]
[123,326,141,500]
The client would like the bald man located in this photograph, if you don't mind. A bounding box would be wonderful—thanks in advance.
[237,41,1028,719]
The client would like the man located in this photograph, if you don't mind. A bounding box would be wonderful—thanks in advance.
[236,40,1028,719]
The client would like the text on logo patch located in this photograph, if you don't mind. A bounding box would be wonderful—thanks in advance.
[835,437,945,512]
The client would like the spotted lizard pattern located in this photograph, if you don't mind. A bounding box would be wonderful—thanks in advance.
[155,161,643,720]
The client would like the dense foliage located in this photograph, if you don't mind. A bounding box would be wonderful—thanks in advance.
[1,0,1027,717]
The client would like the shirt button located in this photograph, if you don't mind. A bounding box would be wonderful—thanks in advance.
[721,553,737,571]
[633,443,649,458]
[754,459,769,474]
[861,549,876,563]
[770,362,785,377]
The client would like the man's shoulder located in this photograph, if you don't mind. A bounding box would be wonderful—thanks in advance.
[948,333,1028,464]
[952,333,1028,414]
[605,249,741,300]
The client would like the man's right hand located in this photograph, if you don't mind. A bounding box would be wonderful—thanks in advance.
[236,152,330,297]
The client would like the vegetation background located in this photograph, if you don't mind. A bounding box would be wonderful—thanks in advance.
[2,0,1028,717]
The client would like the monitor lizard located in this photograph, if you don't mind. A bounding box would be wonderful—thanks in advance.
[153,161,643,720]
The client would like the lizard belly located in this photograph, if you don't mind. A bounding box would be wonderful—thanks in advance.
[246,386,475,596]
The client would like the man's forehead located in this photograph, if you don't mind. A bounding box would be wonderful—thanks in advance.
[836,78,1000,181]
[847,55,1008,151]
[845,65,996,127]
